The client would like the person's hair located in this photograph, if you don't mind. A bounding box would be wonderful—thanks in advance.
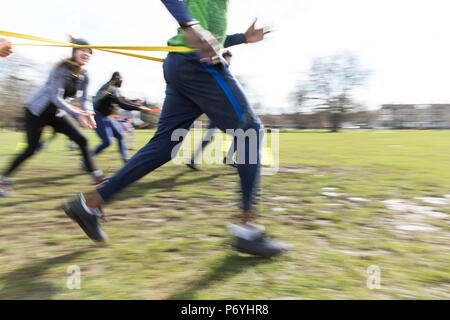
[55,57,85,76]
[69,36,93,55]
[222,50,232,58]
[111,71,121,81]
[54,36,91,76]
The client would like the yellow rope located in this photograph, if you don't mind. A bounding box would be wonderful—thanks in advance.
[0,30,195,62]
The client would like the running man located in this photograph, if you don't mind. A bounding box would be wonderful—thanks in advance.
[92,72,150,163]
[0,38,103,196]
[63,0,286,257]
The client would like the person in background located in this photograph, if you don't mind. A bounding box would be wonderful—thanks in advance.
[119,101,150,151]
[0,38,102,196]
[91,72,150,163]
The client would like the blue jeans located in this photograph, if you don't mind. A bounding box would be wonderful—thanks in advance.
[97,52,263,211]
[94,113,128,163]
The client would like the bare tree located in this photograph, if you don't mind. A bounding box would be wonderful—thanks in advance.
[297,53,370,132]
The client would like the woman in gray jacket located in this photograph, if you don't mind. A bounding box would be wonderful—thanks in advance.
[0,38,103,196]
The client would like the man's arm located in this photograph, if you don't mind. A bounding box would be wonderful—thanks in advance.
[113,90,142,111]
[224,34,246,48]
[160,0,193,26]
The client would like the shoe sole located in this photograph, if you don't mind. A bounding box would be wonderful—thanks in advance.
[233,239,286,258]
[186,164,200,171]
[233,244,277,258]
[63,200,107,242]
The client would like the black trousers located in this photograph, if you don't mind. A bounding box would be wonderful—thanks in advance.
[3,108,97,177]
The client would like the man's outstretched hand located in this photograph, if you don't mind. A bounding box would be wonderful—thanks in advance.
[244,18,271,43]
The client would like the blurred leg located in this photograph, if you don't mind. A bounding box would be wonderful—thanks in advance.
[3,109,46,177]
[109,117,128,163]
[191,121,217,164]
[94,114,113,155]
[51,114,98,174]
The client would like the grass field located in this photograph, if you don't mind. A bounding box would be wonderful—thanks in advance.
[0,128,449,299]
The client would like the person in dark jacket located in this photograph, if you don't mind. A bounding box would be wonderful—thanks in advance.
[92,72,150,163]
[0,38,102,196]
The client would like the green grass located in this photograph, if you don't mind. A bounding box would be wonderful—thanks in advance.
[0,129,449,299]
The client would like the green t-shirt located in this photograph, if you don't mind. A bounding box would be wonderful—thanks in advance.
[167,0,230,48]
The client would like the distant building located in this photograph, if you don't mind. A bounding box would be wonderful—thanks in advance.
[376,104,450,129]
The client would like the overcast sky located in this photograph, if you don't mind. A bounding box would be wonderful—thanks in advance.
[1,0,450,113]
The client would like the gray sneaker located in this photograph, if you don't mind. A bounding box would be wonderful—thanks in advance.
[63,193,108,242]
[233,234,287,258]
